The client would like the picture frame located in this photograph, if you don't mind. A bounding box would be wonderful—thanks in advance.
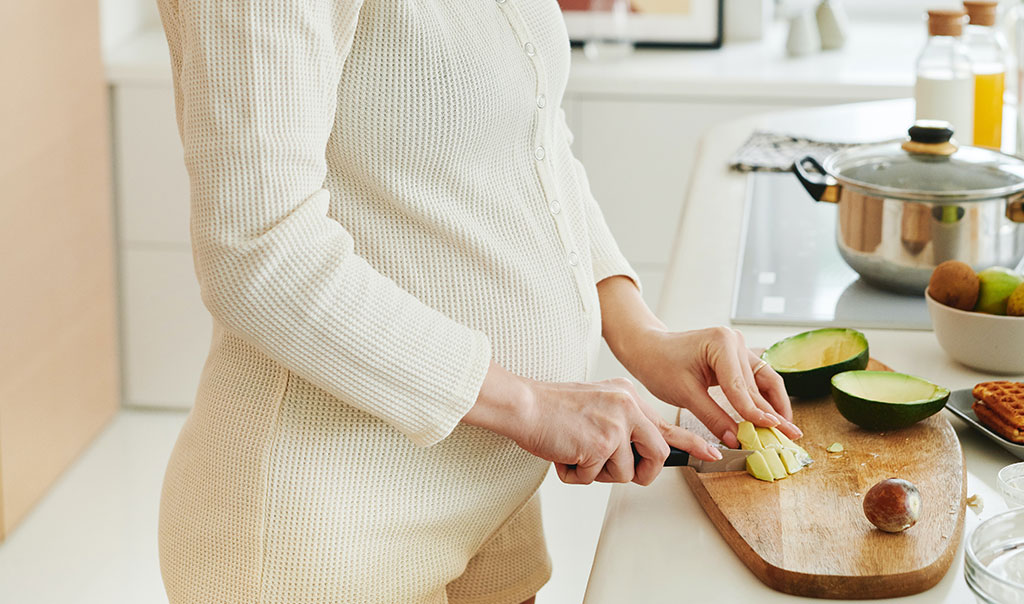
[559,0,724,49]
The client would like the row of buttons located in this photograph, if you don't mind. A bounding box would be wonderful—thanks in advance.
[496,0,587,300]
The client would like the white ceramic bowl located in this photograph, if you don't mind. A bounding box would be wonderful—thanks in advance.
[926,290,1024,375]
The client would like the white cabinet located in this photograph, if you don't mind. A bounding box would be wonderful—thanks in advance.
[120,247,210,407]
[112,85,190,245]
[112,81,206,409]
[568,99,785,265]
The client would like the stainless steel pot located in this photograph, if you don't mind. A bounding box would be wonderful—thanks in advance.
[794,122,1024,294]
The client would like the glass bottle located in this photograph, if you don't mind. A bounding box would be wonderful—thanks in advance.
[583,0,634,61]
[915,10,975,143]
[964,1,1008,149]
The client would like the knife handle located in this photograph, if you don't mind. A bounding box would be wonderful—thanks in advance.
[631,444,689,467]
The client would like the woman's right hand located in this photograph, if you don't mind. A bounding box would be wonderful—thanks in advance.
[463,362,723,486]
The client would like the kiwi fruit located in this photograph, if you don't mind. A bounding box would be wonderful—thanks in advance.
[928,260,980,311]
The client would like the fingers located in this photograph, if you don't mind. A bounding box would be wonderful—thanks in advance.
[660,424,721,463]
[680,386,740,448]
[594,442,637,484]
[750,354,802,441]
[630,415,669,486]
[561,459,605,485]
[711,332,779,429]
[732,331,785,418]
[750,350,792,420]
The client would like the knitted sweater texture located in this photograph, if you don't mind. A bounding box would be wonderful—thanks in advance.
[156,0,637,601]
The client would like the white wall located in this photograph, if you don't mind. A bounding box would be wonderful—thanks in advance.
[99,0,159,55]
[842,0,969,21]
[777,0,947,21]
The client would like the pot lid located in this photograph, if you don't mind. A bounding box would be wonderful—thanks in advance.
[823,121,1024,202]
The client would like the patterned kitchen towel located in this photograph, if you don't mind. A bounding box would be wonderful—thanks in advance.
[729,130,877,172]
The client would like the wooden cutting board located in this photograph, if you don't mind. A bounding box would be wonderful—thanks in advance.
[679,359,966,600]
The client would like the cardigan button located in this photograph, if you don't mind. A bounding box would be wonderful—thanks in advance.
[568,251,579,266]
[524,42,536,57]
[536,94,547,108]
[534,146,545,161]
[549,199,560,214]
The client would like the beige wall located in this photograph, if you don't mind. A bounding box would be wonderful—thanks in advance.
[0,0,119,540]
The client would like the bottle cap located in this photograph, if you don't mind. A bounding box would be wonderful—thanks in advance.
[927,9,967,36]
[964,1,998,26]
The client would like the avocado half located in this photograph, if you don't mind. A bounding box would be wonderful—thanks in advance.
[761,328,869,398]
[831,370,950,431]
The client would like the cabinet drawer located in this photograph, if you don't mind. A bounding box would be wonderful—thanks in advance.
[112,85,190,246]
[120,247,209,408]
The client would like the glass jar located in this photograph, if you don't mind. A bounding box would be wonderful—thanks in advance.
[582,0,634,61]
[964,1,1009,149]
[916,10,975,143]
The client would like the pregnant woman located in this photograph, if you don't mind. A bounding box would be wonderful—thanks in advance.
[155,1,801,602]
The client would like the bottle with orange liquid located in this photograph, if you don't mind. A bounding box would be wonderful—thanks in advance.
[964,1,1008,149]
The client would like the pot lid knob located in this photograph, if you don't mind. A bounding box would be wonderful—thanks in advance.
[903,120,957,156]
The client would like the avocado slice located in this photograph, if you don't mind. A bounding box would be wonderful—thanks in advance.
[745,450,774,482]
[737,421,764,450]
[768,426,813,465]
[756,427,782,449]
[831,370,950,431]
[760,447,789,480]
[762,328,869,398]
[779,448,803,474]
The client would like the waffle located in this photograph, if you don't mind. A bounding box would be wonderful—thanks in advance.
[973,381,1024,428]
[973,381,1024,443]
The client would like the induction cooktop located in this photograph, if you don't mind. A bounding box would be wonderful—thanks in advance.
[731,173,932,330]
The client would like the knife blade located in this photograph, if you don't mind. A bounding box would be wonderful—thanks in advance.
[632,444,754,473]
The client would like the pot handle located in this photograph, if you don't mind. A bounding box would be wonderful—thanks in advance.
[793,156,839,203]
[1007,192,1024,223]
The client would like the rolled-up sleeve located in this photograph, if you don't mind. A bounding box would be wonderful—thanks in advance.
[163,0,492,446]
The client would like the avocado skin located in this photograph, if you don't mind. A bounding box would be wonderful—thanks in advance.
[831,376,950,431]
[762,329,870,399]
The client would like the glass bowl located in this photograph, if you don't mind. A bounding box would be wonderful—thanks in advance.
[966,508,1024,603]
[1000,463,1024,509]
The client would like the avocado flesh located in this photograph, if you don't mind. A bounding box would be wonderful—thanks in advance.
[832,371,947,404]
[768,425,813,466]
[831,370,950,430]
[737,421,763,450]
[745,450,774,482]
[779,448,803,474]
[756,427,783,448]
[762,328,869,398]
[763,328,868,371]
[761,447,789,480]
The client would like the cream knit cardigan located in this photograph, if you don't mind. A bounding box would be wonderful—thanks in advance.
[157,0,638,601]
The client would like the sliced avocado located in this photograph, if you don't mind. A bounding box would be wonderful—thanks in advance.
[756,427,783,449]
[745,450,774,482]
[831,370,950,431]
[761,447,788,480]
[768,426,812,464]
[762,328,869,398]
[779,448,803,474]
[737,421,763,450]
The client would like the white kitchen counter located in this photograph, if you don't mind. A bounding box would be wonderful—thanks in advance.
[583,99,1024,603]
[106,20,918,101]
[566,21,916,101]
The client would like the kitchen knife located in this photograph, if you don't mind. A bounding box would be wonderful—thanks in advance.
[633,444,753,472]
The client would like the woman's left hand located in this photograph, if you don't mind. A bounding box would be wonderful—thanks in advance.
[625,326,801,449]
